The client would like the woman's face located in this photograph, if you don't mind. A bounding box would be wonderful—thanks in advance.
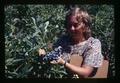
[67,15,85,38]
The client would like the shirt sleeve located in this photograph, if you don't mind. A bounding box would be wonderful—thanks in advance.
[83,39,103,68]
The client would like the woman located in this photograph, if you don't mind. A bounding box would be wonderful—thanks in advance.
[38,7,103,78]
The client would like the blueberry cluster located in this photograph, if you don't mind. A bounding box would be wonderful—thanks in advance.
[43,46,63,61]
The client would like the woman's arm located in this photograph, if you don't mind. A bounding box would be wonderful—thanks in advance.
[38,49,93,77]
[53,57,93,77]
[65,62,93,77]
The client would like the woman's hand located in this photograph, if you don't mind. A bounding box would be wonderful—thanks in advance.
[38,48,46,56]
[50,57,66,65]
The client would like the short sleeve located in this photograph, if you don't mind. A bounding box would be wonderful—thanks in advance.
[83,39,103,68]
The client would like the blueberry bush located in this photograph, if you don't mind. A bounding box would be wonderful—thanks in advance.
[5,5,114,78]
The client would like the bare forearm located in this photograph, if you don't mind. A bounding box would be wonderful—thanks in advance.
[64,62,93,77]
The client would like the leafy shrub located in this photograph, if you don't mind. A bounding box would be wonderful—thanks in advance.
[5,5,114,78]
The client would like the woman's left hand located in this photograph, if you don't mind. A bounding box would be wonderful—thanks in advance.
[50,57,65,65]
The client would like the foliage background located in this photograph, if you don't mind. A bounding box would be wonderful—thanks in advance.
[5,5,114,78]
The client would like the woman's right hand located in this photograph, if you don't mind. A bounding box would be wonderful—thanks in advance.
[38,48,46,56]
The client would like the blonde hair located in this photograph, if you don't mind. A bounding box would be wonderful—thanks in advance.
[65,7,92,39]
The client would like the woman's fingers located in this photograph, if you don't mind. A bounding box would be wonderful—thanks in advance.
[38,48,46,56]
[50,60,58,64]
[50,57,61,64]
[50,57,65,65]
